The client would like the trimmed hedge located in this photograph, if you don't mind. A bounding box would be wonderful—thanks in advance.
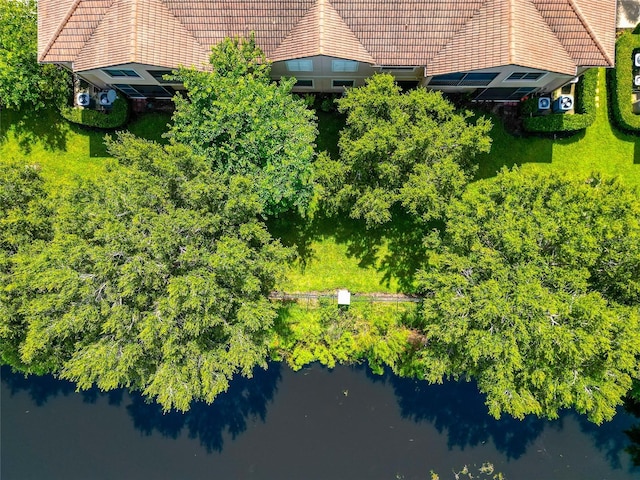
[59,97,129,129]
[610,31,640,132]
[522,67,598,133]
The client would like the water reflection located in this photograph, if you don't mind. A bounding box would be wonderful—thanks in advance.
[375,367,635,469]
[1,363,282,453]
[2,363,639,479]
[126,363,282,452]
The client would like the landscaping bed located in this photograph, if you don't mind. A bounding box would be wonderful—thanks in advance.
[609,30,640,132]
[59,97,129,129]
[521,67,597,133]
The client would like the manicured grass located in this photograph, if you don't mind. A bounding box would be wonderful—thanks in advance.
[278,236,400,293]
[0,108,172,193]
[476,69,640,187]
[285,69,640,294]
[3,73,639,296]
[0,107,108,190]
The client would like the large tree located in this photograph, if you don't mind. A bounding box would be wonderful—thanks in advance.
[409,168,640,424]
[0,0,70,110]
[315,74,492,227]
[5,134,291,411]
[166,36,317,216]
[0,162,52,369]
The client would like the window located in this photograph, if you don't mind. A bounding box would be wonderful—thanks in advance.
[473,87,536,101]
[429,72,498,87]
[113,84,174,98]
[459,72,498,86]
[147,70,174,84]
[380,66,416,72]
[427,72,465,86]
[332,80,355,88]
[294,79,314,88]
[113,84,144,98]
[505,72,545,81]
[286,59,313,72]
[103,68,140,78]
[332,60,358,72]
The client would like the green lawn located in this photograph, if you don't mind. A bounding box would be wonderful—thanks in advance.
[476,69,640,187]
[2,74,639,294]
[0,108,171,192]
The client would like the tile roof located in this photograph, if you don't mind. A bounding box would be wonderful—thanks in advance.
[530,0,611,67]
[38,0,616,75]
[73,0,209,71]
[271,0,375,64]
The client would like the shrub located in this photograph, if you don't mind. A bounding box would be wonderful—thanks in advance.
[610,31,640,132]
[523,67,597,133]
[59,97,129,129]
[320,96,335,112]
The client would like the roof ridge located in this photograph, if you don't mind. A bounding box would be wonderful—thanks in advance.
[508,0,515,63]
[428,0,493,71]
[566,0,612,66]
[318,0,325,54]
[131,0,138,62]
[39,0,84,62]
[155,0,207,53]
[271,0,374,64]
[511,0,576,74]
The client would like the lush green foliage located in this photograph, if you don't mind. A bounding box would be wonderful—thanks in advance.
[610,31,640,132]
[0,0,70,110]
[2,133,291,411]
[270,300,412,373]
[59,98,129,129]
[315,74,492,227]
[0,163,52,368]
[522,68,597,132]
[167,36,317,216]
[410,168,640,423]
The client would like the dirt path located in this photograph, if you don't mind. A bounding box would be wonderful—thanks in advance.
[269,291,422,303]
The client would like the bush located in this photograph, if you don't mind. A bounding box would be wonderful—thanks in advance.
[59,97,129,129]
[610,31,640,132]
[523,68,598,133]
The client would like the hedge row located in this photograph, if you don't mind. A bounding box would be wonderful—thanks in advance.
[609,31,640,132]
[59,97,129,129]
[522,67,598,133]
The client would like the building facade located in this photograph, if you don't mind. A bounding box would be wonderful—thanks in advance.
[38,0,616,101]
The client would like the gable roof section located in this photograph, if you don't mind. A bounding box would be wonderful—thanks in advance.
[271,0,375,64]
[73,0,209,72]
[38,0,81,61]
[331,0,486,66]
[39,0,115,63]
[38,0,616,74]
[530,0,611,67]
[511,0,578,74]
[571,0,616,64]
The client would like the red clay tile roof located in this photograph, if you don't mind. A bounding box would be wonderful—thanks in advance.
[428,0,577,76]
[271,0,375,64]
[38,0,616,74]
[73,0,210,71]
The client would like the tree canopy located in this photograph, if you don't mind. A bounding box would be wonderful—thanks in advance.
[3,134,291,411]
[166,36,317,216]
[0,0,70,109]
[408,168,640,423]
[315,74,492,227]
[0,162,52,369]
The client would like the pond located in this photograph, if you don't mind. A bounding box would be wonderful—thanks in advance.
[2,363,639,480]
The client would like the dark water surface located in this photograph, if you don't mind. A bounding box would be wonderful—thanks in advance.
[2,363,639,480]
